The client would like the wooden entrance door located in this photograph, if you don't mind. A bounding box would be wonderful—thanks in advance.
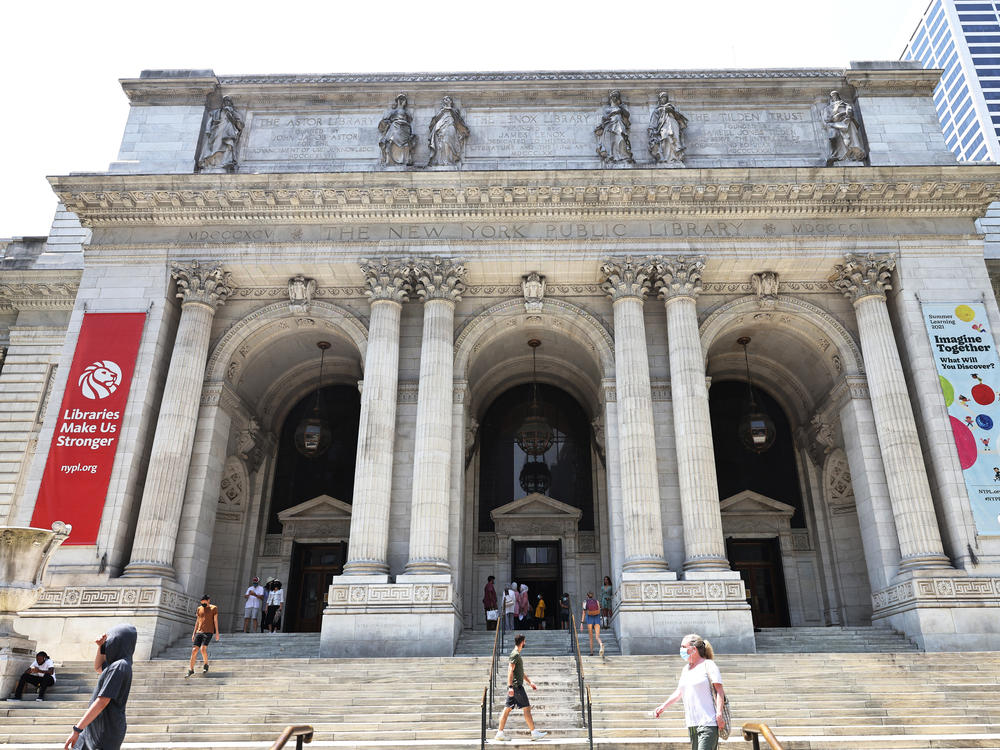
[287,543,345,632]
[727,538,790,628]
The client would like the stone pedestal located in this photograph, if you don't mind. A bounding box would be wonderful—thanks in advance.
[320,576,460,657]
[0,636,35,700]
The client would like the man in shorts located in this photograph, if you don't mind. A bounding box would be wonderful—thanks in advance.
[494,634,547,742]
[243,577,265,632]
[187,594,219,677]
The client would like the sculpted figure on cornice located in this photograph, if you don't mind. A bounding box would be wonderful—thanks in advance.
[197,97,244,174]
[427,96,470,166]
[595,90,634,165]
[171,261,235,308]
[412,256,467,302]
[823,91,866,165]
[359,257,412,302]
[288,274,317,314]
[830,253,895,303]
[522,272,546,315]
[648,92,688,166]
[751,271,779,308]
[378,93,417,167]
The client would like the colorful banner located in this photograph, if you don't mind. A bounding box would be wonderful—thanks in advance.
[924,303,1000,535]
[31,313,146,545]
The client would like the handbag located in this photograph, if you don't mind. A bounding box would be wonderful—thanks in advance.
[706,670,732,740]
[486,609,498,621]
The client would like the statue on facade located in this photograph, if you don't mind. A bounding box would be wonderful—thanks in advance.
[378,94,417,167]
[197,97,244,173]
[427,96,470,166]
[648,92,688,166]
[288,274,317,315]
[751,271,779,308]
[595,90,634,165]
[522,271,546,315]
[822,91,866,165]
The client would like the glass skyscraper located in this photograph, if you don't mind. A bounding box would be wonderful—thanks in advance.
[903,0,1000,162]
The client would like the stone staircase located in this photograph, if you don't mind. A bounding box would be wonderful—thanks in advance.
[4,631,1000,748]
[455,627,621,657]
[754,626,920,653]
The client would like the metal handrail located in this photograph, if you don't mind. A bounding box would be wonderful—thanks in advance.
[479,686,488,750]
[268,724,313,750]
[481,605,506,748]
[567,596,591,747]
[742,722,784,750]
[585,685,593,749]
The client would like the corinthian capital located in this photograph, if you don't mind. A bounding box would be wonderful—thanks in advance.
[171,261,235,308]
[413,256,466,302]
[600,256,656,301]
[654,255,705,301]
[830,253,895,303]
[360,257,412,302]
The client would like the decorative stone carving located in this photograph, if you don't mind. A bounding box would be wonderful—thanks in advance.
[823,91,866,165]
[824,449,855,511]
[359,257,412,302]
[809,414,836,465]
[378,93,417,167]
[654,256,705,299]
[0,522,71,637]
[427,96,470,166]
[522,272,546,314]
[595,90,634,165]
[648,92,688,166]
[288,274,317,315]
[750,271,779,308]
[830,253,895,303]
[412,256,466,301]
[218,456,246,521]
[197,97,244,173]
[236,417,263,472]
[171,261,235,308]
[600,256,655,300]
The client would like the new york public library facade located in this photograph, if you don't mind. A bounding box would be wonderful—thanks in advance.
[5,61,1000,660]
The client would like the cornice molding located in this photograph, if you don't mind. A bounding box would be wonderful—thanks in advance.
[49,167,1000,227]
[0,276,81,310]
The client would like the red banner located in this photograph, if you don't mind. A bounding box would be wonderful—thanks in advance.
[31,313,146,545]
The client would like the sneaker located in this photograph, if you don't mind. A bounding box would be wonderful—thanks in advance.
[6,697,20,702]
[599,642,605,657]
[185,669,194,678]
[531,729,548,740]
[34,697,43,702]
[203,663,209,673]
[494,730,509,742]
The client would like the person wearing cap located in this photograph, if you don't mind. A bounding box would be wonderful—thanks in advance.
[243,577,265,633]
[187,595,219,678]
[264,581,284,633]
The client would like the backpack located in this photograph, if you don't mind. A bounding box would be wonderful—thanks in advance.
[585,598,600,616]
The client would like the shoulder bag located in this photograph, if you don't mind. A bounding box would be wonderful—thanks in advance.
[706,668,732,740]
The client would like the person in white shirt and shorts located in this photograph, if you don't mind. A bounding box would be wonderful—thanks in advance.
[243,577,265,633]
[653,633,727,750]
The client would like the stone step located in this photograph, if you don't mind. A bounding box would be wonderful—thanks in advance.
[753,626,920,653]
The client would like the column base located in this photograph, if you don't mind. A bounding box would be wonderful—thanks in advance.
[320,575,460,657]
[341,560,390,576]
[683,556,733,575]
[614,577,754,655]
[622,557,672,574]
[872,573,1000,651]
[896,554,954,574]
[402,560,452,576]
[121,561,176,579]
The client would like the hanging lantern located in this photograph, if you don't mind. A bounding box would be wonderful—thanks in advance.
[519,459,551,494]
[737,336,776,454]
[294,341,333,458]
[514,339,554,456]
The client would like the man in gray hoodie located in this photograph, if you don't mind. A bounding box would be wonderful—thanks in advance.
[63,624,136,750]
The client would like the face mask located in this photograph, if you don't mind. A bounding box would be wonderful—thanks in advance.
[679,647,691,661]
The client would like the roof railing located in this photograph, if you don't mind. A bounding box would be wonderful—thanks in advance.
[742,722,784,750]
[269,724,313,750]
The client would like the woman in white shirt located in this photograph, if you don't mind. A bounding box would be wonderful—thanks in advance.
[265,581,284,633]
[653,633,727,750]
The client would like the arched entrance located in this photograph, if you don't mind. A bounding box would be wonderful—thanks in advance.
[200,301,368,632]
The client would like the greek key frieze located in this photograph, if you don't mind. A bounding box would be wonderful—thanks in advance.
[872,577,1000,615]
[30,586,187,612]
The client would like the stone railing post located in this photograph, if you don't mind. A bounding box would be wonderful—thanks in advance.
[600,257,669,573]
[342,258,411,576]
[655,256,730,573]
[404,257,465,575]
[831,253,951,573]
[125,261,234,578]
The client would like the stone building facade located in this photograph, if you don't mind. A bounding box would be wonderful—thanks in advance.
[4,62,1000,658]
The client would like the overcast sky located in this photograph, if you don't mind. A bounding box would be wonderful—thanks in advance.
[0,0,929,238]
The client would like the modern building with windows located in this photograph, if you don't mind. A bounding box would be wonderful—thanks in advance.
[903,0,1000,162]
[4,62,1000,662]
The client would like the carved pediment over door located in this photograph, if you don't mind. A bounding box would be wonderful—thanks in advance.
[278,494,352,542]
[720,489,795,538]
[490,493,583,538]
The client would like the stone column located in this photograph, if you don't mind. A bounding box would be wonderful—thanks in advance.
[342,258,411,577]
[125,262,234,578]
[600,257,669,573]
[655,256,730,574]
[832,254,951,572]
[404,257,466,575]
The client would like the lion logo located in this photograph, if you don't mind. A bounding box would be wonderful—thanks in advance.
[78,360,122,400]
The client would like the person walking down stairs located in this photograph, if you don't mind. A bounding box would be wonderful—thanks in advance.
[188,595,219,677]
[654,633,728,750]
[64,625,136,750]
[495,634,548,742]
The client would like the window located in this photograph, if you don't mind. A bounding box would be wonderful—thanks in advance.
[966,34,1000,42]
[971,144,990,160]
[973,56,1000,64]
[976,68,1000,76]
